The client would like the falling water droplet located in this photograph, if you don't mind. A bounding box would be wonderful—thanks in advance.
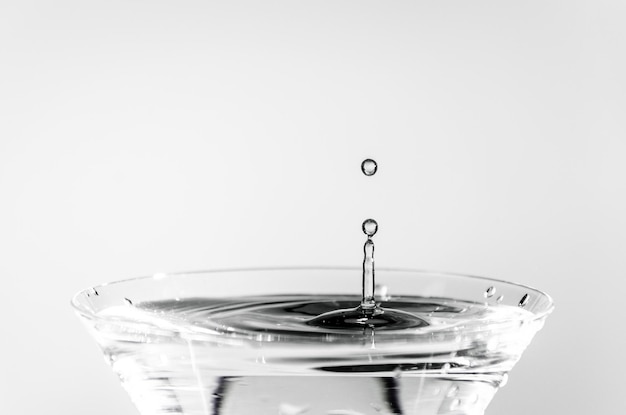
[484,286,496,298]
[361,159,377,176]
[518,294,530,308]
[362,219,378,237]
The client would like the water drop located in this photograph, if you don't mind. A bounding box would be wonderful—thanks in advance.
[361,159,377,176]
[499,373,509,388]
[496,295,504,303]
[124,298,133,306]
[442,363,451,373]
[450,398,461,410]
[361,238,376,309]
[484,286,496,298]
[518,294,530,308]
[362,219,378,237]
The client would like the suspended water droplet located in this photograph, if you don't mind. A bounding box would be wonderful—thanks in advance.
[361,159,377,176]
[124,298,133,306]
[518,294,530,308]
[362,219,378,237]
[496,295,504,303]
[484,286,496,298]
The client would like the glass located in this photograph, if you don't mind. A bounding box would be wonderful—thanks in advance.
[72,267,553,415]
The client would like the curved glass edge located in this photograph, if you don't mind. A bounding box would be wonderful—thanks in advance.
[71,266,555,323]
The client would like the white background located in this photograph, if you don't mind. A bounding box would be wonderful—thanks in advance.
[1,1,625,414]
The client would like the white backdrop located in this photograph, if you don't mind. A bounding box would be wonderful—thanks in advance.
[1,1,625,414]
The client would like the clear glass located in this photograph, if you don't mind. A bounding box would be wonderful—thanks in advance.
[72,267,553,415]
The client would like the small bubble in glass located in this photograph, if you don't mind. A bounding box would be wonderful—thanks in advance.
[519,294,530,308]
[484,286,496,298]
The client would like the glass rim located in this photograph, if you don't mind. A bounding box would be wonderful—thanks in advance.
[71,266,554,322]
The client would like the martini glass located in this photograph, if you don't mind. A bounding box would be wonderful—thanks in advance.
[72,268,553,415]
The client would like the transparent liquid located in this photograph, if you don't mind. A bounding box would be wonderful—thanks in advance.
[93,294,542,415]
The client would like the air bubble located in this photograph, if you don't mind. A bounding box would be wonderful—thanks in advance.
[518,294,530,308]
[362,219,378,237]
[361,159,377,176]
[484,286,496,298]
